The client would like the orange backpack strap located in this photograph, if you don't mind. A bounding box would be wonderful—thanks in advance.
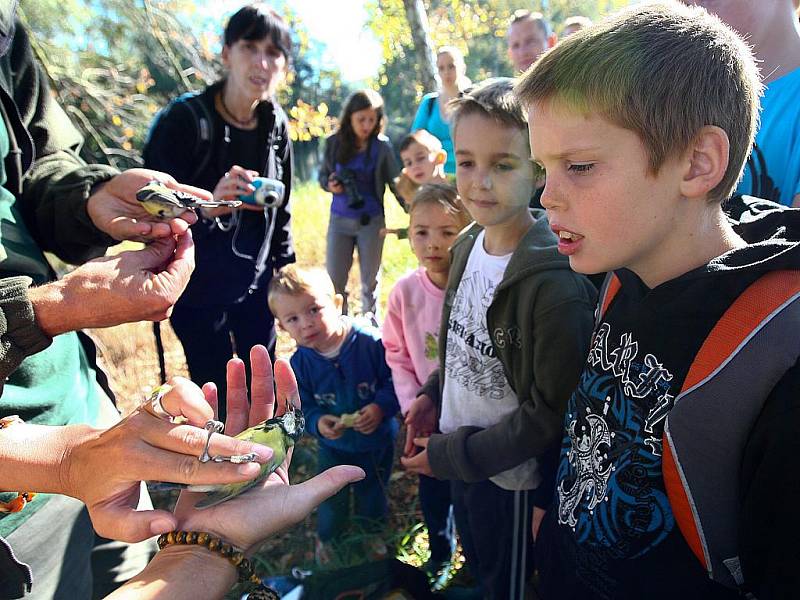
[595,273,621,327]
[662,270,800,588]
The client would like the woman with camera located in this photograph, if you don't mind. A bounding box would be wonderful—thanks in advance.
[318,89,401,320]
[143,5,295,417]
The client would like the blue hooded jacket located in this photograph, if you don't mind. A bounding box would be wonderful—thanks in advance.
[290,319,399,454]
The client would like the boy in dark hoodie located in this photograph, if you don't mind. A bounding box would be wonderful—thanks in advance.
[401,78,597,600]
[516,2,800,599]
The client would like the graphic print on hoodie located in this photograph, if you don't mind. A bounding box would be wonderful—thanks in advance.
[550,198,800,598]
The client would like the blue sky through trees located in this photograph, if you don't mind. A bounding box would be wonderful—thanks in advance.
[200,0,382,82]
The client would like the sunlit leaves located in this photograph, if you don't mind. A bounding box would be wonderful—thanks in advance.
[18,0,348,172]
[368,0,633,128]
[288,100,336,142]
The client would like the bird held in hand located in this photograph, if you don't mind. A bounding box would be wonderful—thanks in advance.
[188,405,305,509]
[136,180,241,219]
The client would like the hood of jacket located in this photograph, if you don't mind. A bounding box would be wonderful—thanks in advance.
[450,209,573,289]
[609,196,800,326]
[671,196,800,284]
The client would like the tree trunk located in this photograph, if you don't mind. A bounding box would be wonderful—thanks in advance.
[402,0,438,92]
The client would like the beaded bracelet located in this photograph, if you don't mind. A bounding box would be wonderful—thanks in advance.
[157,531,279,600]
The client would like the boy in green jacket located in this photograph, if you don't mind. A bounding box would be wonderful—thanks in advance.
[402,78,596,600]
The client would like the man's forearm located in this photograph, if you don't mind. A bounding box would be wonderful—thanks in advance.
[27,279,76,337]
[0,422,96,495]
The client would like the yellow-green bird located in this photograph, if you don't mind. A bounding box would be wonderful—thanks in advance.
[136,180,241,219]
[187,406,305,509]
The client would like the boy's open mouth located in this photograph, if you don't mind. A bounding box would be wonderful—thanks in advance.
[558,230,583,242]
[553,228,584,255]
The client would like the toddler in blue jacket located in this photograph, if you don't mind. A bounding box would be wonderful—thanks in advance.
[269,265,400,563]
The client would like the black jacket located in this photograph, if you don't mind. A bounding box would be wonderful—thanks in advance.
[542,198,800,600]
[0,16,119,598]
[143,81,295,307]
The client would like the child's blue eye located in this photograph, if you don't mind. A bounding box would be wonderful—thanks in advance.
[495,163,514,172]
[457,160,473,168]
[568,163,594,174]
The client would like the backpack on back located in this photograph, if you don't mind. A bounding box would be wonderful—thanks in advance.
[596,270,800,589]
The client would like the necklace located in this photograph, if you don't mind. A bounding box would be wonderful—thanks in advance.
[218,90,257,128]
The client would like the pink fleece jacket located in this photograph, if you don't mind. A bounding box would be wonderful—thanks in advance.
[382,267,445,415]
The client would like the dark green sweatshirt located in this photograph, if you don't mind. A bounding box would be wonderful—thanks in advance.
[0,19,118,382]
[422,211,596,501]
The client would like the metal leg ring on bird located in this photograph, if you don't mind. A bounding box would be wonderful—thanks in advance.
[211,452,258,464]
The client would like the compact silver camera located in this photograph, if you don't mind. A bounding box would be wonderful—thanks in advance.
[239,177,286,208]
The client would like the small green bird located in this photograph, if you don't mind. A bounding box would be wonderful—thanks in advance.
[187,406,305,509]
[136,180,241,219]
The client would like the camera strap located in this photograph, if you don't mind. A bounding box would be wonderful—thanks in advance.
[234,113,283,302]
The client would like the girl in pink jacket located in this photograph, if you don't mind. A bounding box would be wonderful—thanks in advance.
[382,183,471,585]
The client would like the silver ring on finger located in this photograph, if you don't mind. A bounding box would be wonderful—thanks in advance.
[197,420,258,464]
[199,420,224,463]
[142,385,176,422]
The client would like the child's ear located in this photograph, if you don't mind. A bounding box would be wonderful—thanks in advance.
[679,125,729,200]
[434,150,446,166]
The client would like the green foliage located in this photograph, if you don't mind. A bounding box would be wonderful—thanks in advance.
[367,0,632,130]
[15,0,635,178]
[18,0,90,38]
[20,0,214,168]
[18,0,348,176]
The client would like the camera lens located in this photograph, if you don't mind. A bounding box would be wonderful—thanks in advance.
[262,191,281,207]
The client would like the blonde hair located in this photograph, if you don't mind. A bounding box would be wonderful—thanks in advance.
[267,265,336,315]
[436,45,471,89]
[437,45,465,67]
[410,183,472,230]
[515,1,761,203]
